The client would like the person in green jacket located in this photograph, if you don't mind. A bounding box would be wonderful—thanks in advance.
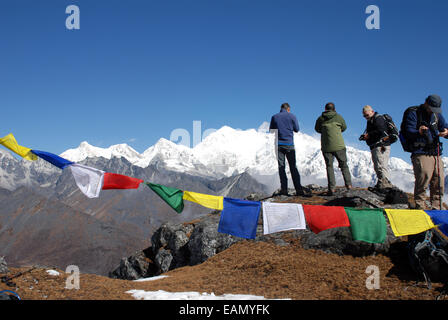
[315,102,352,195]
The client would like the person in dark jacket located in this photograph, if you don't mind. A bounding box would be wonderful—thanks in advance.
[315,102,352,195]
[269,103,307,196]
[402,94,448,209]
[360,105,394,190]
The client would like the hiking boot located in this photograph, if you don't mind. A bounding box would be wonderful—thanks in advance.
[296,188,312,197]
[346,185,352,191]
[326,189,336,196]
[272,189,289,197]
[280,190,289,196]
[369,184,390,194]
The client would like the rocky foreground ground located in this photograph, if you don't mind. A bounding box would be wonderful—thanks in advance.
[1,186,447,300]
[1,240,447,300]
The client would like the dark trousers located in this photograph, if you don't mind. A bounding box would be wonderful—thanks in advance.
[277,145,302,192]
[322,148,352,190]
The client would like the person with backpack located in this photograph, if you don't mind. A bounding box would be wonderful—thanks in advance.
[315,102,352,195]
[359,105,396,190]
[400,94,448,210]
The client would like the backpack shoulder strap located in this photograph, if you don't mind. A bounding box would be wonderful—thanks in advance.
[409,106,423,129]
[417,108,423,128]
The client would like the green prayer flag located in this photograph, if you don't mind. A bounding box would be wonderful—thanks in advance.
[146,182,184,213]
[344,208,387,244]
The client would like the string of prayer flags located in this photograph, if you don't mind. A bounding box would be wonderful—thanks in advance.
[262,202,306,235]
[183,191,224,211]
[146,182,184,213]
[102,173,143,190]
[218,197,261,239]
[31,150,74,169]
[385,209,435,237]
[302,205,350,234]
[0,133,37,161]
[344,208,387,244]
[425,210,448,238]
[69,164,105,198]
[4,132,448,243]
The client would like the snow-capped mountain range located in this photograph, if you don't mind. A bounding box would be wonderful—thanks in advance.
[57,122,429,194]
[2,122,447,194]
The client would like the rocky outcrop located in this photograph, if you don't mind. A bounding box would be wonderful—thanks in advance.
[109,185,409,280]
[0,256,8,274]
[109,214,241,279]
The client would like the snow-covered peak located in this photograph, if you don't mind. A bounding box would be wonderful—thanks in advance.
[60,141,142,163]
[0,148,16,161]
[60,141,106,162]
[109,143,142,161]
[257,121,270,132]
[135,137,202,170]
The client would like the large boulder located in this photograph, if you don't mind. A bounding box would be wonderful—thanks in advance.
[187,215,239,265]
[151,220,194,271]
[109,214,241,279]
[150,214,240,275]
[108,251,155,280]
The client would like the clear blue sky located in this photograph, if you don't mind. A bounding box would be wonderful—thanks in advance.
[1,0,447,163]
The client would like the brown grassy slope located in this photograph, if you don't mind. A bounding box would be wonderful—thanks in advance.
[1,239,446,300]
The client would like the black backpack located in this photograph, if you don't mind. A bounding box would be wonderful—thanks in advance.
[399,106,421,152]
[382,114,399,144]
[408,229,448,289]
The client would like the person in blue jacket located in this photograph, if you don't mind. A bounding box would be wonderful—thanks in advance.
[402,94,448,209]
[269,103,307,196]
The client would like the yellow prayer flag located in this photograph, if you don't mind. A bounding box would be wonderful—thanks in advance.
[385,209,435,237]
[0,133,37,161]
[183,191,224,211]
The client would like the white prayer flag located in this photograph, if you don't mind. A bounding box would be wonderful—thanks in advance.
[262,202,306,235]
[69,163,105,198]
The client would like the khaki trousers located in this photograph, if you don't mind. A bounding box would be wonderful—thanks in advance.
[371,145,392,188]
[411,154,445,210]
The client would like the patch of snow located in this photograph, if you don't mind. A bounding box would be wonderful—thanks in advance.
[133,275,169,282]
[46,270,60,276]
[126,289,288,300]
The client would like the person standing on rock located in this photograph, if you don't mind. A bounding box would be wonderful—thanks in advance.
[359,105,395,191]
[314,102,352,195]
[269,103,308,196]
[401,94,448,210]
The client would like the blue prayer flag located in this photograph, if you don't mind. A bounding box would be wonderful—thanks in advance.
[425,210,448,237]
[217,197,261,239]
[31,150,74,170]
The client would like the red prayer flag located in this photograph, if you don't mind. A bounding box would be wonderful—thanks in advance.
[102,172,143,190]
[302,205,350,234]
